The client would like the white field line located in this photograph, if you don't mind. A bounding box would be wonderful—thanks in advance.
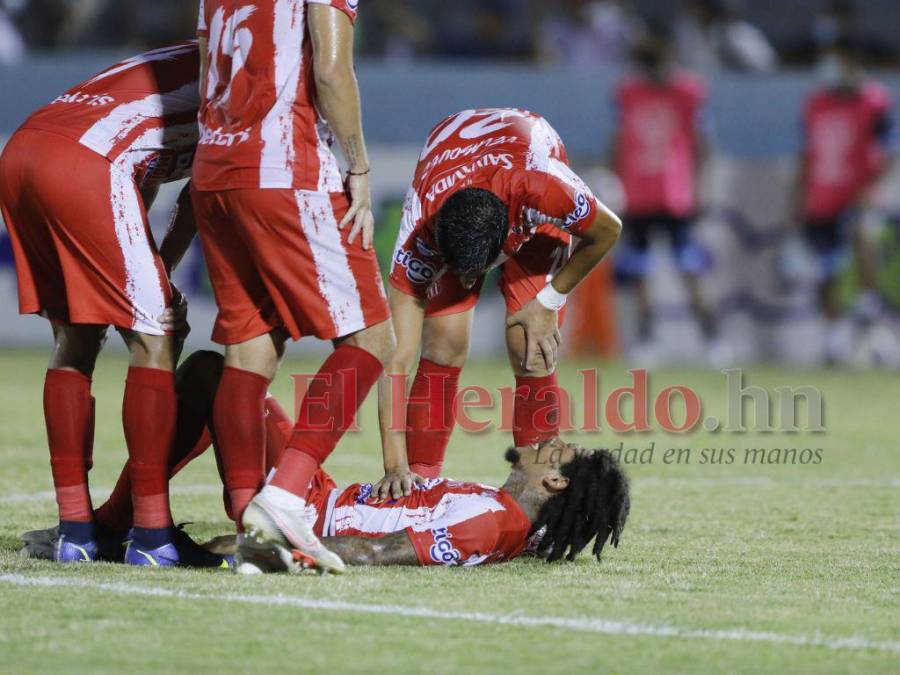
[2,477,898,505]
[0,573,897,655]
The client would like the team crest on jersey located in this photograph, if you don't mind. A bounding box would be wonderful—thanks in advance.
[347,0,360,10]
[564,191,591,230]
[429,527,461,565]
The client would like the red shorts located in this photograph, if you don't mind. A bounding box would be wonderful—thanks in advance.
[192,187,390,344]
[0,129,171,334]
[421,223,571,320]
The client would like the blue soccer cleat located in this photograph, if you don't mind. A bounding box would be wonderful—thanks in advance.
[124,525,230,568]
[54,534,98,563]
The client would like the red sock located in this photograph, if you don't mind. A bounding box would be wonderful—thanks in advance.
[213,367,268,521]
[406,358,461,478]
[123,367,176,529]
[513,373,561,447]
[271,345,382,498]
[264,394,292,474]
[44,369,94,522]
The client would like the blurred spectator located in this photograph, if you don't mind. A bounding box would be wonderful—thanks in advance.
[359,0,435,62]
[538,0,645,66]
[611,28,717,356]
[435,0,533,60]
[793,37,892,338]
[675,0,778,73]
[787,0,897,68]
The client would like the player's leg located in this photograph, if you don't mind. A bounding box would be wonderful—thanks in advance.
[44,322,105,561]
[237,190,392,573]
[614,216,654,342]
[192,186,291,527]
[668,216,717,342]
[502,228,568,447]
[0,131,115,562]
[215,330,287,520]
[404,308,473,477]
[94,351,224,539]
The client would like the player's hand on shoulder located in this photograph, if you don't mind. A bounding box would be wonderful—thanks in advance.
[507,298,561,373]
[341,172,374,251]
[373,466,425,501]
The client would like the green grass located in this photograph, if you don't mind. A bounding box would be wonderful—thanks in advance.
[0,350,897,674]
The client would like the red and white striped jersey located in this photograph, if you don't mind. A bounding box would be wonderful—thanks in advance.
[194,0,359,192]
[390,108,604,301]
[21,41,200,189]
[302,472,532,567]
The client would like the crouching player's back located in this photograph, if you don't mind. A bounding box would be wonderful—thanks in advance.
[236,439,631,571]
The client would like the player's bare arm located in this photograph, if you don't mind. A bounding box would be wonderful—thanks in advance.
[320,532,419,566]
[374,287,428,500]
[157,183,198,337]
[308,4,373,249]
[507,205,622,373]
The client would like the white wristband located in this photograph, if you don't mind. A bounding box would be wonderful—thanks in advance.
[536,282,568,311]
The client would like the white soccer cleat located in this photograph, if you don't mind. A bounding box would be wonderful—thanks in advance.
[238,485,346,575]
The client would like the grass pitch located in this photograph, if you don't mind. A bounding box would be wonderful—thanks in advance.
[0,349,897,674]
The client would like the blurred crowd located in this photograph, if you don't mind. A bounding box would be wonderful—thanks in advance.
[1,0,898,70]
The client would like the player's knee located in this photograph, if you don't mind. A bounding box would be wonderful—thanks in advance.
[422,335,469,369]
[341,319,396,365]
[121,330,174,371]
[50,325,106,375]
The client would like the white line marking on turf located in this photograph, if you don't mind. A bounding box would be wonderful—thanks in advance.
[0,574,897,655]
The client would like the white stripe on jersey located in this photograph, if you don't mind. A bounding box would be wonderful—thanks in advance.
[294,190,366,336]
[327,491,508,537]
[110,150,167,335]
[83,43,197,86]
[79,83,199,158]
[525,116,597,211]
[259,0,304,189]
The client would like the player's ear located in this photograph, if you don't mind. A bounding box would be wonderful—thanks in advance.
[542,470,569,494]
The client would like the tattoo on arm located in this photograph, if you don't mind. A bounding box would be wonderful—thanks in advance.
[320,532,419,566]
[342,134,365,172]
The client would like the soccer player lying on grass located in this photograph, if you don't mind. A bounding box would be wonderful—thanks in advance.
[376,108,622,500]
[20,352,631,571]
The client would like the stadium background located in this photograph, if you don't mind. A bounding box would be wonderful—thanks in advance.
[2,0,900,366]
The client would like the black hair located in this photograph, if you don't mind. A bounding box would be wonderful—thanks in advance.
[435,188,508,278]
[532,446,631,563]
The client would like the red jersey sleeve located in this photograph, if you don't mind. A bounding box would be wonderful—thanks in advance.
[197,0,209,37]
[389,189,443,299]
[518,169,601,238]
[407,512,502,567]
[307,0,359,24]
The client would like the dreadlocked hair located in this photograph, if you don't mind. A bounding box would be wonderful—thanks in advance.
[533,447,631,563]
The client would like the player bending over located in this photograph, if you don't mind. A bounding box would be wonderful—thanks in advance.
[377,108,622,499]
[21,352,631,571]
[0,42,206,565]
